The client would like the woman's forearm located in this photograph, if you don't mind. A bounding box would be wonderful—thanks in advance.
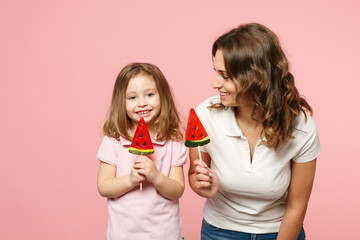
[277,204,307,240]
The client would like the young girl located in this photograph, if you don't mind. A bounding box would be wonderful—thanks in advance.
[97,62,187,240]
[189,23,321,239]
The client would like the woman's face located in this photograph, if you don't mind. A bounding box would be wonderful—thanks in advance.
[212,50,239,107]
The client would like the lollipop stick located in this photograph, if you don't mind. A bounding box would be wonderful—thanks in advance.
[197,147,202,162]
[140,152,142,191]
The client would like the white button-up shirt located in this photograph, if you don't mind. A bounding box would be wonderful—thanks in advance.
[197,96,321,233]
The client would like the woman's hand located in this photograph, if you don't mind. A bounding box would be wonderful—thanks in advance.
[191,159,220,198]
[134,156,160,184]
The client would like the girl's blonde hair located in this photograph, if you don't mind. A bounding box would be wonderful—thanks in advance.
[212,23,313,151]
[103,62,183,142]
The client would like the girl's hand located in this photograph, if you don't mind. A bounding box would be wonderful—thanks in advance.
[130,163,146,186]
[193,159,220,197]
[134,156,160,184]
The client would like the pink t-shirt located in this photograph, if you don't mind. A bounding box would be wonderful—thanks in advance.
[97,135,187,240]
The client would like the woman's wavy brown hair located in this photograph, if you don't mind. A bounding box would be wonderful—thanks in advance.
[103,62,183,142]
[212,23,312,151]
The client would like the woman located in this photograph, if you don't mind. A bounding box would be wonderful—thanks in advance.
[188,23,321,240]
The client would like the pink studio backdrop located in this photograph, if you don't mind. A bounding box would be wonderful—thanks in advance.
[1,0,359,239]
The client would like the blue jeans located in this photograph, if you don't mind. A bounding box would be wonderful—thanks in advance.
[201,219,306,240]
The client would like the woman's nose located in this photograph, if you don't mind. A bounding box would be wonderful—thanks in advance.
[212,75,222,89]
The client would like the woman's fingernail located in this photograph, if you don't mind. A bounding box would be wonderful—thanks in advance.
[209,172,213,177]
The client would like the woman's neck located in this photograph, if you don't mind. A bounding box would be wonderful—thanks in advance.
[234,104,262,129]
[235,104,264,146]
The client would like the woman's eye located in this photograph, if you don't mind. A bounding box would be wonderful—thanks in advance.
[222,74,229,80]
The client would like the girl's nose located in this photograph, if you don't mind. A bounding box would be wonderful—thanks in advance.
[138,97,148,107]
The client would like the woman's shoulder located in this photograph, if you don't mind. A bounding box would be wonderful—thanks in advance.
[194,96,236,133]
[291,110,321,163]
[197,95,220,109]
[294,110,318,132]
[195,95,222,116]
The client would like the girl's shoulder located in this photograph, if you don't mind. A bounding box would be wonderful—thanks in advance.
[100,135,132,148]
[159,138,187,165]
[101,135,119,144]
[163,137,185,148]
[97,136,122,165]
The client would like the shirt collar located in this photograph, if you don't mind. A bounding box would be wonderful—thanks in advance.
[222,107,266,141]
[222,107,245,138]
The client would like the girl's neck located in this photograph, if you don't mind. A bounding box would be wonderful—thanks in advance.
[147,125,158,140]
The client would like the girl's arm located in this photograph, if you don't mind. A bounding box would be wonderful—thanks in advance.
[188,147,220,198]
[152,166,185,200]
[277,159,317,240]
[135,156,185,200]
[97,162,145,198]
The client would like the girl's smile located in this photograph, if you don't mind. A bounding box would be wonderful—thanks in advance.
[136,110,152,118]
[125,74,161,130]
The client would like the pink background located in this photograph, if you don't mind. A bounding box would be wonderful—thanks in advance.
[1,0,359,239]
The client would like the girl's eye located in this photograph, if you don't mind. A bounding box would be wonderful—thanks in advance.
[147,92,154,97]
[128,96,136,100]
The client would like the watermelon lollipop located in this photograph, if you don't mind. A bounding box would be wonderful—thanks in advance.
[185,108,210,147]
[129,118,154,190]
[185,108,210,163]
[129,118,154,155]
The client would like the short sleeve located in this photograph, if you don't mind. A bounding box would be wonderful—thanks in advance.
[292,113,321,163]
[96,136,119,166]
[171,140,188,167]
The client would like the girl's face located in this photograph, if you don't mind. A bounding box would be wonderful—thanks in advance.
[212,50,239,107]
[125,74,161,130]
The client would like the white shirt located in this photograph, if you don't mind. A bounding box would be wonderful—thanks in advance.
[196,96,321,234]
